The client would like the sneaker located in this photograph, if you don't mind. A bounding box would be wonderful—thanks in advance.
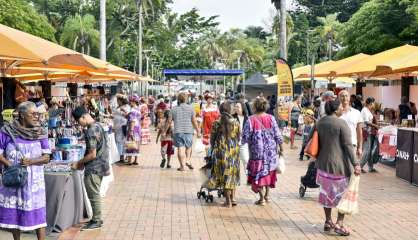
[166,164,171,169]
[369,168,378,173]
[160,159,166,168]
[81,221,102,231]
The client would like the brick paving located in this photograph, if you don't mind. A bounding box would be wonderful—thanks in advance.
[2,135,418,240]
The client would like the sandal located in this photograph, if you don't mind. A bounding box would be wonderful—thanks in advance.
[132,162,139,165]
[323,220,335,232]
[160,159,166,168]
[185,163,194,170]
[264,196,271,203]
[231,201,238,206]
[334,224,350,236]
[177,168,185,171]
[222,202,232,208]
[255,200,266,206]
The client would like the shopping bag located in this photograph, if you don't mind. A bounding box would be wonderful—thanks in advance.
[276,154,286,174]
[304,130,319,158]
[194,140,205,153]
[239,143,250,169]
[336,175,360,215]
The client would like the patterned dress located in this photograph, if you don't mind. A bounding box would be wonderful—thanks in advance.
[242,114,283,193]
[125,107,141,157]
[206,119,240,190]
[140,104,151,145]
[201,105,220,145]
[0,132,50,231]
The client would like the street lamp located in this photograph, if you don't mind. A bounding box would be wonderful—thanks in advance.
[234,50,245,95]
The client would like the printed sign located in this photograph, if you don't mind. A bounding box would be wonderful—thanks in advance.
[396,129,414,183]
[276,59,294,98]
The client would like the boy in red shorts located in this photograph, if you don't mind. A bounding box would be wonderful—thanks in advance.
[156,110,174,168]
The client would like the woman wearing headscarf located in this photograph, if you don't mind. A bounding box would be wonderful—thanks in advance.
[315,99,361,236]
[0,102,50,240]
[242,97,283,206]
[207,101,240,207]
[125,95,142,165]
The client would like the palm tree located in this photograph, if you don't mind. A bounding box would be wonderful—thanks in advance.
[271,0,287,60]
[316,14,342,60]
[60,14,100,55]
[99,0,106,60]
[198,31,225,66]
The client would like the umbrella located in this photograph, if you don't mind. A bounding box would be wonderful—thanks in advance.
[313,54,370,78]
[336,45,418,77]
[0,24,107,73]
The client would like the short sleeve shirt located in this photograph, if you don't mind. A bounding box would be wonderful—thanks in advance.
[84,123,109,176]
[171,104,195,134]
[340,107,363,146]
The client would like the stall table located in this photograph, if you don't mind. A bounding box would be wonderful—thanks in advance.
[412,130,418,186]
[395,128,416,183]
[45,171,92,233]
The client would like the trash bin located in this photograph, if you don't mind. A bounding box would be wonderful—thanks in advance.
[396,128,414,183]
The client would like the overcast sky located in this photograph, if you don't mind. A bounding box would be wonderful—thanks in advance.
[170,0,294,32]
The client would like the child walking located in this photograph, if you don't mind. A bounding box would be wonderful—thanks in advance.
[156,110,174,168]
[299,109,315,161]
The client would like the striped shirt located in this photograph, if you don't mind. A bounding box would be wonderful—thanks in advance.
[171,103,195,134]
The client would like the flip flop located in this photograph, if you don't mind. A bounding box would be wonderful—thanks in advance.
[255,200,265,206]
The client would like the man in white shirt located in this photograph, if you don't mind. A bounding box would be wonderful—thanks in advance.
[338,90,363,158]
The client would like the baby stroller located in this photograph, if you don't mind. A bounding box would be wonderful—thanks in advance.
[299,161,320,198]
[196,150,224,203]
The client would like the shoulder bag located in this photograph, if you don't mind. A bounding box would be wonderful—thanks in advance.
[1,128,28,188]
[304,129,319,159]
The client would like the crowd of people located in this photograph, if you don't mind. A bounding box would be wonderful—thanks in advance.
[0,86,417,239]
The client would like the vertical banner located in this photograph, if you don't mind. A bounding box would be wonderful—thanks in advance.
[276,58,294,99]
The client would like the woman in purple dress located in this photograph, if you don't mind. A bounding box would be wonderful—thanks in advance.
[0,102,50,240]
[125,95,142,165]
[242,97,284,206]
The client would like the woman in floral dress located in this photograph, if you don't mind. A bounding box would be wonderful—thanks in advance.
[125,96,141,165]
[207,101,240,207]
[242,97,284,206]
[0,102,50,240]
[139,97,151,145]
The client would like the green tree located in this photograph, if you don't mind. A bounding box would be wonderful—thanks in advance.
[339,0,417,57]
[60,14,100,55]
[293,0,369,24]
[0,0,56,41]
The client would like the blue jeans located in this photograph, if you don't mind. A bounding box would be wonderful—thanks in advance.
[173,133,193,148]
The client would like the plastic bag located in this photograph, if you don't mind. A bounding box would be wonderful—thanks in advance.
[239,144,249,169]
[337,175,360,215]
[282,127,291,143]
[194,140,205,153]
[276,155,286,174]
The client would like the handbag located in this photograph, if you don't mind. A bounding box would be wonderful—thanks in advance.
[276,154,286,174]
[337,175,360,215]
[304,130,319,158]
[1,128,28,188]
[125,141,138,151]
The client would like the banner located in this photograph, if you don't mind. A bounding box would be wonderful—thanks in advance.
[276,59,294,99]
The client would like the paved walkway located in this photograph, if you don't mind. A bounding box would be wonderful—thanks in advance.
[2,135,418,240]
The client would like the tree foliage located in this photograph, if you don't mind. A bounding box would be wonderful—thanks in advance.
[338,0,418,57]
[0,0,56,41]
